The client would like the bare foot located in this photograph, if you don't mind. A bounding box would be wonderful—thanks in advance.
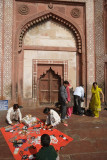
[82,114,85,116]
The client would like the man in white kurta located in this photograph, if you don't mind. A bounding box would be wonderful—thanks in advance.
[43,108,61,128]
[73,85,84,115]
[6,104,22,125]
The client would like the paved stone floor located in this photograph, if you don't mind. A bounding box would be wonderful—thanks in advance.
[0,106,107,160]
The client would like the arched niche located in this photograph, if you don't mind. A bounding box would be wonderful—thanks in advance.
[23,19,79,101]
[14,11,85,106]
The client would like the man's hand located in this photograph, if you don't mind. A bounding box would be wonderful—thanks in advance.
[102,98,104,103]
[66,101,68,104]
[47,125,51,129]
[47,125,53,129]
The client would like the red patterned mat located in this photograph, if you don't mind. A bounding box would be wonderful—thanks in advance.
[0,121,73,160]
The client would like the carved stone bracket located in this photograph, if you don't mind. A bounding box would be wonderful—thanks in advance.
[18,13,82,53]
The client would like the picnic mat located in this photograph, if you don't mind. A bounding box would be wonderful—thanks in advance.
[0,120,73,160]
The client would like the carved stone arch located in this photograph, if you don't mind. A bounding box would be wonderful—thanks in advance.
[13,9,86,105]
[17,10,83,54]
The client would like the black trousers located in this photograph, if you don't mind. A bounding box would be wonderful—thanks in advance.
[74,95,83,115]
[60,101,67,120]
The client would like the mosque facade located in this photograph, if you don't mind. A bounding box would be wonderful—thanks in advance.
[0,0,107,107]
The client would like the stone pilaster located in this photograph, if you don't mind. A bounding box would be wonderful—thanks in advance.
[0,0,3,98]
[3,0,13,99]
[95,0,107,91]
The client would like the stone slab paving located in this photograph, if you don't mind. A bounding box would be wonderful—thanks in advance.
[0,106,107,160]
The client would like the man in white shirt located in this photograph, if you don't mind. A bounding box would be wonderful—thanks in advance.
[43,107,61,129]
[6,104,22,125]
[73,85,84,116]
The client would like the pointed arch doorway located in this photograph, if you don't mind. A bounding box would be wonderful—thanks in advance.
[17,11,85,108]
[38,67,61,104]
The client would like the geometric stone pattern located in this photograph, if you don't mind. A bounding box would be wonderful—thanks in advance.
[95,0,107,91]
[0,0,3,98]
[70,0,95,98]
[3,0,13,99]
[85,0,95,97]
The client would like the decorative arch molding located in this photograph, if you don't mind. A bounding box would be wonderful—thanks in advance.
[17,10,83,54]
[39,67,61,79]
[39,67,62,80]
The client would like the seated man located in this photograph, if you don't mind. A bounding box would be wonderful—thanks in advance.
[43,107,60,129]
[6,104,22,125]
[34,134,59,160]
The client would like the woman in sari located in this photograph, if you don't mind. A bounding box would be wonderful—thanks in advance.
[89,82,104,118]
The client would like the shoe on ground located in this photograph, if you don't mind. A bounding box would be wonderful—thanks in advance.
[65,116,69,119]
[61,119,67,123]
[61,119,65,123]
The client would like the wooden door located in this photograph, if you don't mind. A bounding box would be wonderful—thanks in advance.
[39,67,61,104]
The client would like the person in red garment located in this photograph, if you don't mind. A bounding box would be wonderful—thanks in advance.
[34,134,59,160]
[66,84,74,119]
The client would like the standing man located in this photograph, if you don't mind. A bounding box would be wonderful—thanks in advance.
[6,104,22,125]
[73,85,84,116]
[59,80,69,123]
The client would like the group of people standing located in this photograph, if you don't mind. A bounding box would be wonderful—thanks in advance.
[59,81,104,124]
[59,81,85,124]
